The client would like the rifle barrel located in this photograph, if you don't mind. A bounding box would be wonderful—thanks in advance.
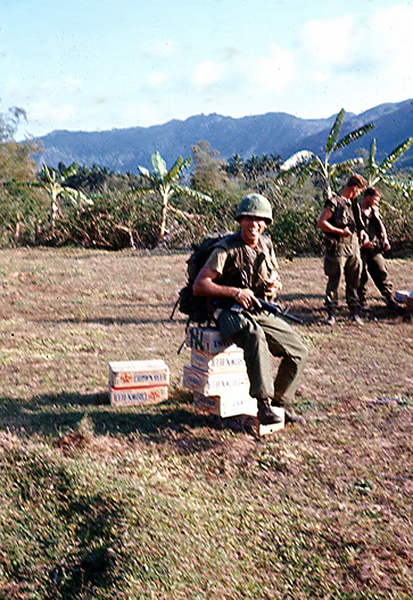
[258,299,303,324]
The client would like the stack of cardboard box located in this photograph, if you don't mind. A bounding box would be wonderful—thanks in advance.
[109,359,169,406]
[183,327,284,433]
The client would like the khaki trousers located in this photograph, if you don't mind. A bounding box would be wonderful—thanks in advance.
[324,251,362,312]
[358,251,393,303]
[217,309,308,405]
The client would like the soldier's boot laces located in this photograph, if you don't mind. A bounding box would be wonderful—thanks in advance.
[257,399,282,425]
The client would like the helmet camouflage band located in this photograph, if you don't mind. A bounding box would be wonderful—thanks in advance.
[235,193,273,224]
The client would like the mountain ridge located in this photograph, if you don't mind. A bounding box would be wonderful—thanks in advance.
[35,99,413,172]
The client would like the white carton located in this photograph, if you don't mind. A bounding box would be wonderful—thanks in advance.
[110,385,168,406]
[395,290,409,303]
[109,359,169,389]
[183,365,249,395]
[191,347,246,373]
[186,327,234,354]
[193,391,257,418]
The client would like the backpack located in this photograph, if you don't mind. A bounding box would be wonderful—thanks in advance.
[172,233,232,324]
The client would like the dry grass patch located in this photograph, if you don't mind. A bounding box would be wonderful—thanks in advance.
[0,247,412,599]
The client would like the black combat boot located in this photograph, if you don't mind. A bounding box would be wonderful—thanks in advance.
[257,399,282,425]
[271,396,306,425]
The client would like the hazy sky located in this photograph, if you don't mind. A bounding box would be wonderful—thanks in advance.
[2,0,413,140]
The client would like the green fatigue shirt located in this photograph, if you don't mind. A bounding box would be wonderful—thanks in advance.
[361,207,387,255]
[324,192,365,256]
[205,230,279,300]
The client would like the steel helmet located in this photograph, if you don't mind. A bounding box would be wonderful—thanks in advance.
[235,193,273,224]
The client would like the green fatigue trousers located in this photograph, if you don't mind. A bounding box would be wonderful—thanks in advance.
[324,235,362,313]
[217,309,308,405]
[358,251,393,304]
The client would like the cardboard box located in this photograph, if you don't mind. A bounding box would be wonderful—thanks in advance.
[193,391,257,418]
[395,290,410,303]
[186,327,234,354]
[191,346,246,373]
[183,365,249,395]
[110,385,168,406]
[109,359,169,389]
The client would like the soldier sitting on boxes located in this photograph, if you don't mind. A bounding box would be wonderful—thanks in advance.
[193,193,308,426]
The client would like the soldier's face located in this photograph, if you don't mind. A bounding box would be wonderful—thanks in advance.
[239,216,267,247]
[365,193,380,207]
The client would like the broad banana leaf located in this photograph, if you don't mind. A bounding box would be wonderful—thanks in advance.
[379,137,413,174]
[152,151,168,178]
[333,122,375,152]
[324,108,345,154]
[137,166,151,179]
[280,150,315,172]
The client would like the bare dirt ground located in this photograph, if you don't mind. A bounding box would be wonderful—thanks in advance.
[0,247,412,598]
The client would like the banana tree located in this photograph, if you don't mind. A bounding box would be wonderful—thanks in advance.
[38,163,93,235]
[137,151,212,245]
[279,109,375,197]
[365,137,413,203]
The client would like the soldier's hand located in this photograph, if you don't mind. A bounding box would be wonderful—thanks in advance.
[362,239,374,249]
[264,274,282,300]
[236,288,261,309]
[341,226,352,237]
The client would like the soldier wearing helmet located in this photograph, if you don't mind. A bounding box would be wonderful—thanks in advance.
[193,193,308,426]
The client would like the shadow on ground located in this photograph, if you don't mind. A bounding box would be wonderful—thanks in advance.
[0,389,224,452]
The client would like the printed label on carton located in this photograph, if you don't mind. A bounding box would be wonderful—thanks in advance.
[186,327,234,354]
[110,385,168,405]
[193,392,257,417]
[191,347,246,373]
[109,359,169,389]
[183,365,249,395]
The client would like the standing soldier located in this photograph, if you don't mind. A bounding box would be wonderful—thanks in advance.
[316,174,369,325]
[193,193,308,426]
[357,187,400,312]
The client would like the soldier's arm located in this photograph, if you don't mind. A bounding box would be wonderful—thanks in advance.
[193,266,259,309]
[316,207,352,237]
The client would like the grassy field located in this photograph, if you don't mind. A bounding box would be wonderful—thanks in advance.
[0,247,412,600]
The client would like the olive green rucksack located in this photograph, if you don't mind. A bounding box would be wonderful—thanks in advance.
[172,233,232,325]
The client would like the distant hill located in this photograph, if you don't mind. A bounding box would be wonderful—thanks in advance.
[35,99,413,172]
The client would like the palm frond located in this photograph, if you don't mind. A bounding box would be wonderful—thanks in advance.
[167,156,183,182]
[383,174,413,195]
[137,165,151,179]
[324,109,346,153]
[379,137,413,174]
[331,157,364,172]
[279,150,315,173]
[333,122,375,152]
[296,159,319,187]
[152,151,168,178]
[171,184,212,202]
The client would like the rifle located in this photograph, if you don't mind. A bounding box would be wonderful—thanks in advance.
[257,298,303,324]
[234,269,303,324]
[231,298,303,325]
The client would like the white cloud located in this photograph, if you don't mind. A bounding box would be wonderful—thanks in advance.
[302,15,357,66]
[293,3,413,116]
[192,60,223,89]
[252,43,294,92]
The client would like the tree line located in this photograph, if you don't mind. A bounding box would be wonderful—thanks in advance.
[1,106,413,256]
